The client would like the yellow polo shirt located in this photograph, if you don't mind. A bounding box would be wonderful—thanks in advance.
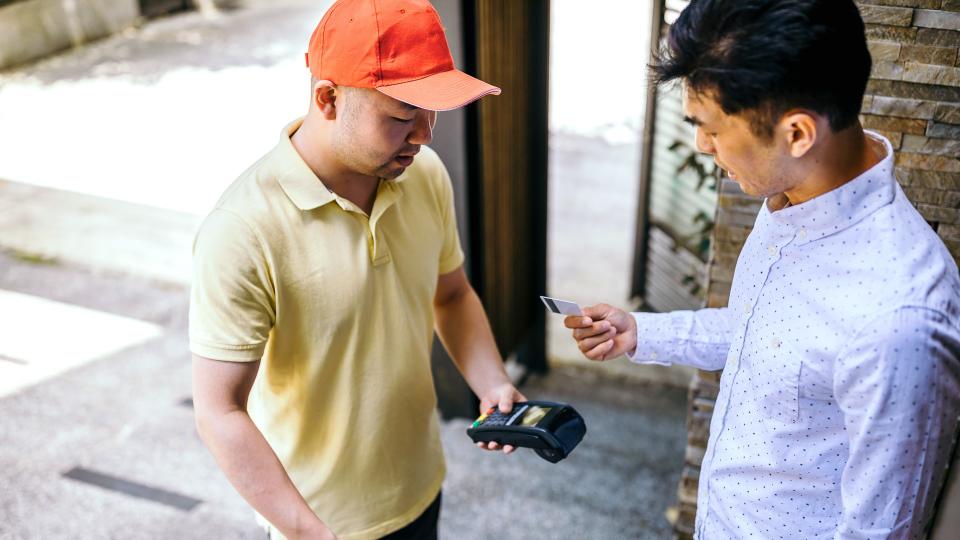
[189,119,464,539]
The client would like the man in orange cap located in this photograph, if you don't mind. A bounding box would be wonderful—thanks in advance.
[189,1,520,538]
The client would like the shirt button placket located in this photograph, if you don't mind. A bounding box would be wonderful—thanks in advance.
[367,228,375,261]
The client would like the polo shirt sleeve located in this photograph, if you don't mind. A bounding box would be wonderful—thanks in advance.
[189,209,276,362]
[434,159,465,275]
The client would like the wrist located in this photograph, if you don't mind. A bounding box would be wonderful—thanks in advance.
[627,312,639,356]
[286,513,331,540]
[477,378,512,399]
[468,361,512,396]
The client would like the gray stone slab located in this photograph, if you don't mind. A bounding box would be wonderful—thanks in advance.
[62,467,203,511]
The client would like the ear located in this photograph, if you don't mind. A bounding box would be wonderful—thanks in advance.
[778,110,819,158]
[312,80,339,120]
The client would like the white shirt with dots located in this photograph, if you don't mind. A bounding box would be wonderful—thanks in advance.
[630,132,960,539]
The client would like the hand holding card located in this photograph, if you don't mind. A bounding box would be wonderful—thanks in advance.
[559,301,638,362]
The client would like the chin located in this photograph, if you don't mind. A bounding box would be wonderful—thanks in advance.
[735,180,766,197]
[376,166,405,180]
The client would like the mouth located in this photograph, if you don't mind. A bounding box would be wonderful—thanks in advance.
[394,149,419,168]
[716,162,736,180]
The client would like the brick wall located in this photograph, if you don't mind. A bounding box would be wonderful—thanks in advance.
[672,2,960,537]
[860,2,960,255]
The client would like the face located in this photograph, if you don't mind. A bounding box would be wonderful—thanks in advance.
[682,87,797,198]
[331,88,437,179]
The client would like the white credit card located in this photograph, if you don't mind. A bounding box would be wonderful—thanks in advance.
[540,296,583,316]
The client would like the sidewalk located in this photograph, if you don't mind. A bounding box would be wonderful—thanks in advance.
[0,249,686,539]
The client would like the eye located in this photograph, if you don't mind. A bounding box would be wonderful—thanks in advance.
[392,116,414,123]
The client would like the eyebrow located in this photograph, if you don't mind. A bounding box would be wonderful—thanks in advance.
[682,115,704,127]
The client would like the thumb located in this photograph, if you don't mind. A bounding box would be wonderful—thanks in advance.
[498,391,515,414]
[581,303,610,320]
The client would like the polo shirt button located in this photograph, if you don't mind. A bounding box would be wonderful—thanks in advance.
[742,303,751,313]
[771,337,781,348]
[767,245,777,256]
[798,228,807,239]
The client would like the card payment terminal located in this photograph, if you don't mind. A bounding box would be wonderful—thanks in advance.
[467,400,587,463]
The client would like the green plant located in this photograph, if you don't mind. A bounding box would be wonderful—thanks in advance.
[669,138,720,297]
[668,139,720,192]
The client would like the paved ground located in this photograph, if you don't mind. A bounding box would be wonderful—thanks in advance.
[0,1,690,538]
[0,249,687,539]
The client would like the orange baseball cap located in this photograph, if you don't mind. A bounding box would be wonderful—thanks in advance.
[305,0,501,111]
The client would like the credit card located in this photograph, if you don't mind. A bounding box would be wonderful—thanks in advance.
[540,296,583,316]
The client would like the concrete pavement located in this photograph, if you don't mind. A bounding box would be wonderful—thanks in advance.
[0,249,686,539]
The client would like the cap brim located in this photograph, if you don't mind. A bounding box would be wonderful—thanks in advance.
[376,69,501,112]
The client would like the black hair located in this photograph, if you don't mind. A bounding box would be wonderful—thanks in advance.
[651,0,872,137]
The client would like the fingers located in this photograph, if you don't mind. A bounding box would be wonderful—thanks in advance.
[475,441,516,454]
[563,315,593,329]
[577,327,617,353]
[585,339,616,361]
[478,400,494,416]
[571,320,613,341]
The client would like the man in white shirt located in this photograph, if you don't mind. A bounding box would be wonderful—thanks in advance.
[566,0,960,537]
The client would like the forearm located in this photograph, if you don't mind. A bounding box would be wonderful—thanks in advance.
[434,287,511,396]
[196,409,329,538]
[629,307,733,370]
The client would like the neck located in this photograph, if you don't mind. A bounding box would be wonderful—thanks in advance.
[290,112,380,213]
[783,124,882,206]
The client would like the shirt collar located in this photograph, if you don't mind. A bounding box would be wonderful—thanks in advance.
[764,130,896,244]
[273,118,411,212]
[274,118,337,211]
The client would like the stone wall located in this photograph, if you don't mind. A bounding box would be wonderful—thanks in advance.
[673,2,960,537]
[859,1,960,256]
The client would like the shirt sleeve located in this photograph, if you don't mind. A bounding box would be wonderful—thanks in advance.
[189,209,276,361]
[433,156,465,275]
[627,307,734,371]
[833,307,960,539]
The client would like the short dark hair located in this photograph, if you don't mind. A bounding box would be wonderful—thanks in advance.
[651,0,872,137]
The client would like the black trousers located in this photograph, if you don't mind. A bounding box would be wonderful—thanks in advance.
[380,491,442,540]
[267,492,442,540]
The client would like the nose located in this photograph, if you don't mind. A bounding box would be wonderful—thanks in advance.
[407,110,435,145]
[695,127,715,155]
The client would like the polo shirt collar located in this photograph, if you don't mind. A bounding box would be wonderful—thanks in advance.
[274,118,411,212]
[764,130,896,244]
